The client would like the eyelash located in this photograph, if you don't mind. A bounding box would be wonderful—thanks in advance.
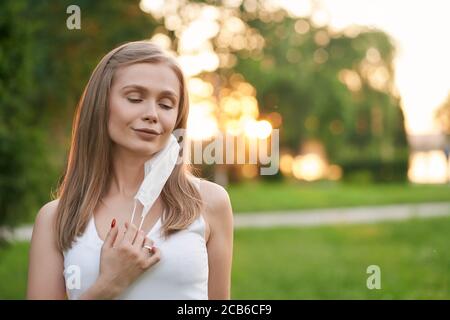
[127,97,172,109]
[127,98,142,103]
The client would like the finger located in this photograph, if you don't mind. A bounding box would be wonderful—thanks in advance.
[123,222,129,235]
[143,237,154,247]
[141,237,154,253]
[104,218,119,249]
[121,222,138,245]
[133,229,145,247]
[142,246,161,269]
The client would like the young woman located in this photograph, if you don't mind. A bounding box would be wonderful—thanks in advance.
[27,41,234,300]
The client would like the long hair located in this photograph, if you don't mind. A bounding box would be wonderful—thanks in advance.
[55,41,203,251]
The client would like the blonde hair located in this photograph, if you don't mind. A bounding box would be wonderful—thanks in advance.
[54,41,203,251]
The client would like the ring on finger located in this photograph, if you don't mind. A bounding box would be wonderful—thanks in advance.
[143,245,154,254]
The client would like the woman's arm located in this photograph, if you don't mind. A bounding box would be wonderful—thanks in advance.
[27,200,67,299]
[202,181,234,300]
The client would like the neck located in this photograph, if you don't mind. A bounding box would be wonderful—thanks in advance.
[108,146,152,198]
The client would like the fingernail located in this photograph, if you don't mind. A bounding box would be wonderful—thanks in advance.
[111,218,116,228]
[151,246,156,253]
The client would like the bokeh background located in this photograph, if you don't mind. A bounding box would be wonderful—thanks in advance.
[0,0,449,299]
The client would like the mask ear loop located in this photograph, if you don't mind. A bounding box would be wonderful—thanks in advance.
[129,198,146,231]
[137,206,166,231]
[138,207,147,231]
[130,199,138,225]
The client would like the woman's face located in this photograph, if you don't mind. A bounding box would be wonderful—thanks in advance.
[108,62,180,157]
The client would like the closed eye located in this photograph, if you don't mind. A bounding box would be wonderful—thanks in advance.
[160,104,173,110]
[127,97,143,103]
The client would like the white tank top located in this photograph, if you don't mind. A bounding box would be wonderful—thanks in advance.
[62,176,209,300]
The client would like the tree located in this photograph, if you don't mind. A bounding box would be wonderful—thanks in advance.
[0,0,159,230]
[0,0,50,229]
[138,0,409,182]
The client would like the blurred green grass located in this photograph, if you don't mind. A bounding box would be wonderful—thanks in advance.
[231,216,450,299]
[0,242,29,299]
[228,181,450,212]
[1,216,449,299]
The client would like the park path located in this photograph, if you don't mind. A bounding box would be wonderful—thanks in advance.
[2,202,450,242]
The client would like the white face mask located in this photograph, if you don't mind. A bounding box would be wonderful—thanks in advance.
[130,134,180,230]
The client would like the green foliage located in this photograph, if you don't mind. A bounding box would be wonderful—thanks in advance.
[229,14,409,179]
[339,158,408,183]
[0,0,53,228]
[0,0,159,228]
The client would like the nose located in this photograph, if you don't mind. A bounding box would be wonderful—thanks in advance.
[142,100,158,123]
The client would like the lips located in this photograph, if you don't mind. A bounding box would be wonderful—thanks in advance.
[132,128,161,140]
[133,128,161,135]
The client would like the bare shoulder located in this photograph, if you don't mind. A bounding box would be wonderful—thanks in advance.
[198,180,232,214]
[35,199,60,224]
[197,179,233,238]
[27,199,66,299]
[29,199,62,265]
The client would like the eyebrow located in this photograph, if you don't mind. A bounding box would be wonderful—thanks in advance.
[121,84,179,102]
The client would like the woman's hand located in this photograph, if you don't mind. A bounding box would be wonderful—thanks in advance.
[79,220,161,299]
